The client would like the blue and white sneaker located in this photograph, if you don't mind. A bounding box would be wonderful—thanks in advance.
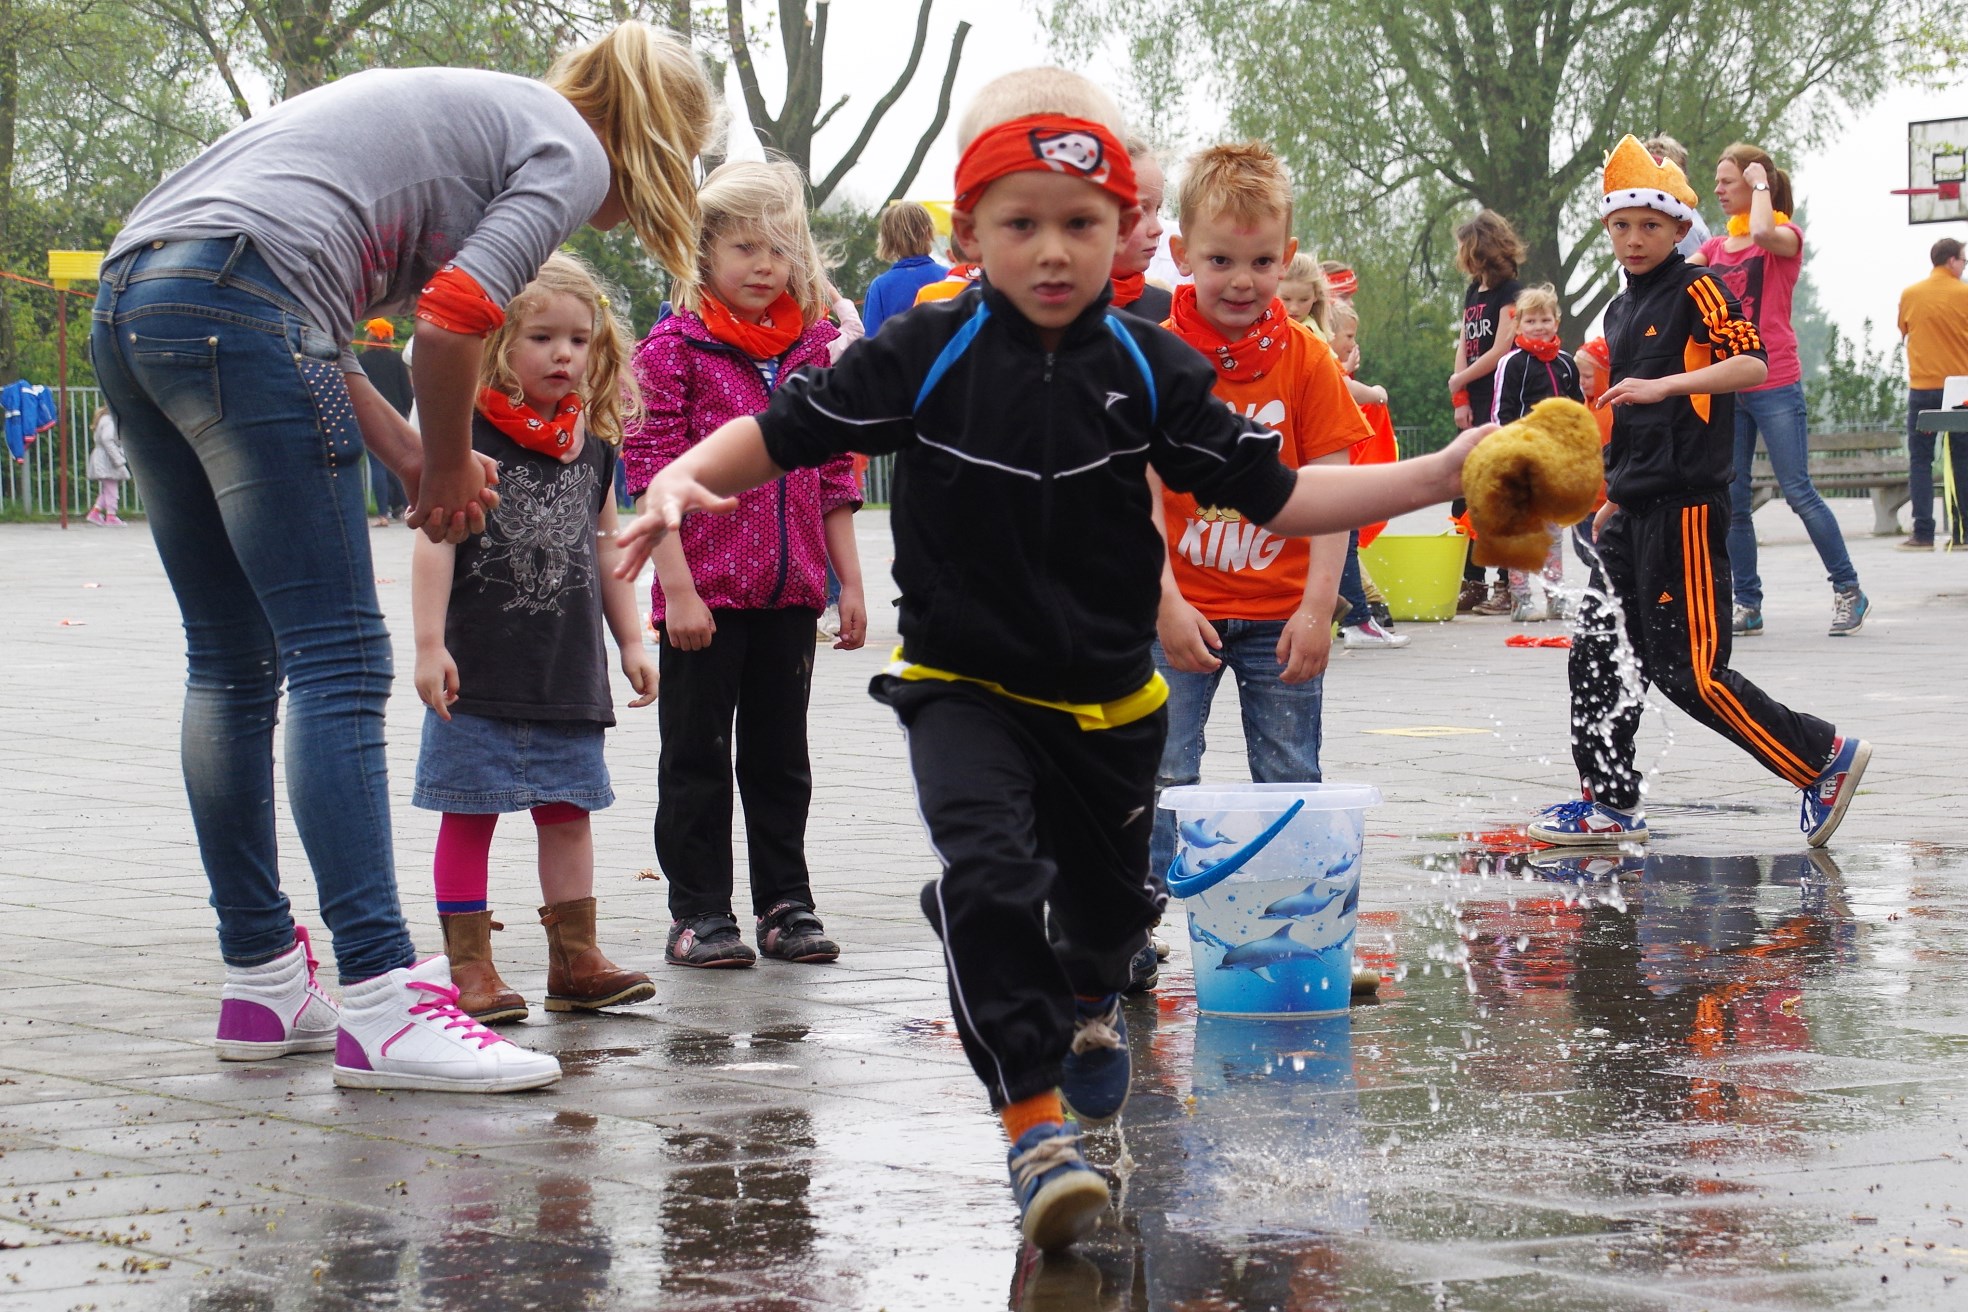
[1006,1121,1109,1252]
[1059,995,1129,1125]
[1527,798,1649,846]
[1526,852,1647,882]
[1801,737,1870,848]
[1124,940,1159,994]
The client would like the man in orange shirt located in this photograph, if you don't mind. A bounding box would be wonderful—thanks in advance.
[1144,142,1371,962]
[1896,236,1968,549]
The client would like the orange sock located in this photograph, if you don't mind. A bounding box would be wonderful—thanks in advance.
[1000,1090,1064,1142]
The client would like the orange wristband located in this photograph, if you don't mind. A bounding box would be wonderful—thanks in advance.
[414,265,506,337]
[1452,389,1471,408]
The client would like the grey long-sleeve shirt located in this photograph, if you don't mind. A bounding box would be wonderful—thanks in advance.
[109,68,610,370]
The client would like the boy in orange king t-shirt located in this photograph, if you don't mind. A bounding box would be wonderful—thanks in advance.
[1147,141,1372,908]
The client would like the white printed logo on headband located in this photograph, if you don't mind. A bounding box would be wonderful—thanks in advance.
[1030,130,1110,184]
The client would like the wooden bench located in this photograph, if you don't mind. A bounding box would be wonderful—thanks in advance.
[1749,429,1908,536]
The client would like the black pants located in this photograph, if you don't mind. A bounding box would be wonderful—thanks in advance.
[656,607,818,919]
[1568,496,1836,812]
[879,677,1162,1108]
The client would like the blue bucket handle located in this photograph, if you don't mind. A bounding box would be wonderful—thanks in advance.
[1165,798,1306,899]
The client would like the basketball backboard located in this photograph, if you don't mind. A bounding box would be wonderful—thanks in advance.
[1902,116,1968,223]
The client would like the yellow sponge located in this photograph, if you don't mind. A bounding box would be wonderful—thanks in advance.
[1463,398,1604,570]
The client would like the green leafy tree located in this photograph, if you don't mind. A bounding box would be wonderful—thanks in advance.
[1806,321,1905,430]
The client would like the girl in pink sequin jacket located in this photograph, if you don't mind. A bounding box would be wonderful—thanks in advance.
[622,310,861,622]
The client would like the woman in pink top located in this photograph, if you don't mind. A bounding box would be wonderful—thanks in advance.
[1697,143,1867,637]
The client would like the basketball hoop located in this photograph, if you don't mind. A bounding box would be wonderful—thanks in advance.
[1891,182,1963,200]
[1903,117,1968,224]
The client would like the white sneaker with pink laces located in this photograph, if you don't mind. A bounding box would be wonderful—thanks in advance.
[215,925,340,1061]
[333,957,561,1093]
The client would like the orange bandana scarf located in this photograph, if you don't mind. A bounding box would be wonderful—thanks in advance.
[1323,266,1358,299]
[1110,272,1146,308]
[415,265,505,337]
[1727,210,1791,238]
[953,115,1138,213]
[699,292,804,359]
[477,387,581,459]
[1514,334,1562,363]
[1167,284,1289,382]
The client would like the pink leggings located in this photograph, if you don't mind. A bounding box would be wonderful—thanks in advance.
[433,804,586,913]
[93,481,122,515]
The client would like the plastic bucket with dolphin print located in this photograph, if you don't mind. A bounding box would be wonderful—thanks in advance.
[1158,782,1382,1018]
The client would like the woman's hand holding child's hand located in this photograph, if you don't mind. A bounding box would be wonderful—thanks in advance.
[415,647,460,721]
[663,590,716,651]
[410,452,501,544]
[622,649,659,707]
[832,583,868,651]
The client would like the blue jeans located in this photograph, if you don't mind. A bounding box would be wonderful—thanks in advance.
[1337,530,1371,626]
[1904,387,1968,541]
[91,237,415,982]
[367,453,407,519]
[1727,381,1858,609]
[1147,621,1323,891]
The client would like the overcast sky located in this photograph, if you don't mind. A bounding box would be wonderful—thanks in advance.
[761,1,1964,349]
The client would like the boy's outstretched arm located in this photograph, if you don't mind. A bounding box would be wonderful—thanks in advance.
[1263,424,1490,539]
[613,416,782,578]
[1598,354,1766,409]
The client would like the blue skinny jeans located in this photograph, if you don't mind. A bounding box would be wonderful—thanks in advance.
[91,237,416,982]
[1726,381,1858,609]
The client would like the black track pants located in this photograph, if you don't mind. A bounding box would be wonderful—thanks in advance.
[1568,496,1836,812]
[878,677,1162,1108]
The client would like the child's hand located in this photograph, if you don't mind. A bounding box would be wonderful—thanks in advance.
[1437,422,1497,498]
[1276,609,1334,684]
[1593,501,1619,537]
[1157,592,1222,673]
[832,583,868,651]
[410,452,501,544]
[1453,403,1474,428]
[622,648,659,707]
[663,591,716,651]
[1368,385,1388,406]
[415,647,460,721]
[611,473,741,580]
[1597,376,1670,409]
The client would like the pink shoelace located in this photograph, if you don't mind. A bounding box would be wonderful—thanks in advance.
[295,924,323,986]
[405,980,508,1049]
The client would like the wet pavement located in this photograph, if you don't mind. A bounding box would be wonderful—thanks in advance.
[4,499,1966,1310]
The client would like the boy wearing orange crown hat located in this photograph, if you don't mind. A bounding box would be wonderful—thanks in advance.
[613,67,1486,1253]
[1529,135,1870,851]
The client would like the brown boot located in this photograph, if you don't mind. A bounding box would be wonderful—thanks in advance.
[539,897,656,1012]
[438,911,529,1025]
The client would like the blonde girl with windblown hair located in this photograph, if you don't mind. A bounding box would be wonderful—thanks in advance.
[89,20,715,1094]
[624,158,867,971]
[412,252,658,1029]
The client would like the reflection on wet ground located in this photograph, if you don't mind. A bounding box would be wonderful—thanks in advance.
[4,842,1966,1309]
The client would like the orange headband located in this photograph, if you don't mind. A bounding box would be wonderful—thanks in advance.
[1323,267,1358,298]
[953,115,1138,213]
[1581,336,1611,369]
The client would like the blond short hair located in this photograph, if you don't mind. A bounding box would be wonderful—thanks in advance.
[482,252,640,447]
[1327,299,1359,332]
[683,158,832,328]
[877,201,937,263]
[1515,283,1561,322]
[1176,141,1294,233]
[956,67,1127,147]
[545,22,720,304]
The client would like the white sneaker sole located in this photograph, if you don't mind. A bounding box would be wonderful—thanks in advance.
[1806,740,1871,849]
[1022,1171,1110,1253]
[215,1033,337,1062]
[332,1064,561,1093]
[1528,825,1648,847]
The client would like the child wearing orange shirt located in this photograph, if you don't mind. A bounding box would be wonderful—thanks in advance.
[1149,142,1372,899]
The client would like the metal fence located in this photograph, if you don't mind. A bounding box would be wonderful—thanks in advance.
[2,386,145,519]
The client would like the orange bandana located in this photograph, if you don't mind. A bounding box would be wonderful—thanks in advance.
[477,387,581,459]
[1110,271,1145,308]
[415,265,505,337]
[953,115,1138,213]
[1515,334,1562,363]
[1167,284,1290,382]
[1323,266,1358,298]
[699,292,804,359]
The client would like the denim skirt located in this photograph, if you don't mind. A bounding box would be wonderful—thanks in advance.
[412,711,614,813]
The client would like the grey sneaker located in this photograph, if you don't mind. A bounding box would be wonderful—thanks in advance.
[1828,587,1869,637]
[1732,603,1764,636]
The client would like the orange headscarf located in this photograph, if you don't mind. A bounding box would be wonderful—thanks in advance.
[953,116,1138,213]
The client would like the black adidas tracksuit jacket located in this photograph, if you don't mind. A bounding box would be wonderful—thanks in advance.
[757,279,1300,1106]
[1570,253,1836,809]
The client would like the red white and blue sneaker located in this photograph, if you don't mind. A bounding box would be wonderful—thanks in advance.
[1006,1121,1109,1252]
[1527,798,1649,846]
[1059,995,1129,1125]
[1801,737,1871,848]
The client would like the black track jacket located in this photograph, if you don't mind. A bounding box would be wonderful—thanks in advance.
[757,281,1299,704]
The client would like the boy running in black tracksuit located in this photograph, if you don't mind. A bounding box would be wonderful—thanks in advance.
[614,69,1483,1253]
[1530,136,1869,851]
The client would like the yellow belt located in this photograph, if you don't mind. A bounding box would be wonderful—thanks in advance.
[884,649,1168,732]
